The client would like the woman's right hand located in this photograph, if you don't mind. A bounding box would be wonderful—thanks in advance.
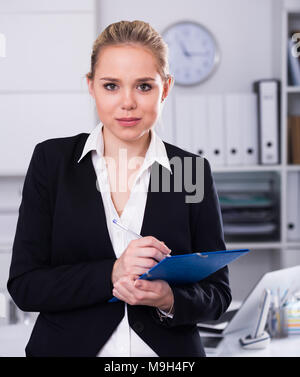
[111,236,171,285]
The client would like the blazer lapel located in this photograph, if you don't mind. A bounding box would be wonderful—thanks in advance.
[74,134,116,260]
[140,148,188,255]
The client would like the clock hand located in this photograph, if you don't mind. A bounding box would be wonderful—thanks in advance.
[178,40,191,57]
[178,41,209,58]
[188,52,209,57]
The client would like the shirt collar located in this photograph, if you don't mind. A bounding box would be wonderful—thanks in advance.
[77,122,172,174]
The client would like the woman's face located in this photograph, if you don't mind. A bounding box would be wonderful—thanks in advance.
[87,44,171,143]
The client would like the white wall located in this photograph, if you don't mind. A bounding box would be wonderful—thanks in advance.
[0,0,96,175]
[98,0,277,94]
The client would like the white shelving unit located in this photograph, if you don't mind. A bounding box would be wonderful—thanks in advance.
[281,2,300,260]
[209,1,300,261]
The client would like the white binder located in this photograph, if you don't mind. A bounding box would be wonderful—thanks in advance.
[207,95,225,167]
[175,94,192,152]
[240,94,259,165]
[175,94,209,158]
[224,94,243,165]
[254,80,280,165]
[287,172,300,241]
[190,95,208,158]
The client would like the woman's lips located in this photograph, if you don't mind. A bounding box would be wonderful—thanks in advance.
[116,118,141,127]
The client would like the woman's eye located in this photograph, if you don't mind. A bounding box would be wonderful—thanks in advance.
[103,83,152,92]
[138,83,152,92]
[104,83,117,91]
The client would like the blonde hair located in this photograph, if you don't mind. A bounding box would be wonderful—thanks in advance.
[86,20,173,86]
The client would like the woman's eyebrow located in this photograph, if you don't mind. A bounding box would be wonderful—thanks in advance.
[99,77,156,82]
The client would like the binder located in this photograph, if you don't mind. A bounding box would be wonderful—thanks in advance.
[287,172,300,241]
[207,95,225,167]
[220,94,258,166]
[288,38,300,86]
[190,95,208,158]
[240,94,259,165]
[253,79,280,165]
[288,116,300,164]
[175,94,209,158]
[224,94,243,165]
[175,94,192,152]
[109,249,250,302]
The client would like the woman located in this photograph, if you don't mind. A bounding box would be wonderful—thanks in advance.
[7,20,231,357]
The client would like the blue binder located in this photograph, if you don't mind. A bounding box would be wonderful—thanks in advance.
[109,248,250,302]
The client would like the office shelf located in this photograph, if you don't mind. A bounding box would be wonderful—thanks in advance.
[286,86,300,93]
[286,165,300,171]
[227,242,300,250]
[226,242,283,250]
[212,165,283,173]
[285,242,300,248]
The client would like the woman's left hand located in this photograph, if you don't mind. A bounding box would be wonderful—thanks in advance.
[112,275,174,313]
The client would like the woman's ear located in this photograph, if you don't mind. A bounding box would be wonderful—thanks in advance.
[161,74,174,102]
[86,75,95,99]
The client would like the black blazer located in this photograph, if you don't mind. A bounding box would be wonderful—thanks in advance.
[7,132,231,357]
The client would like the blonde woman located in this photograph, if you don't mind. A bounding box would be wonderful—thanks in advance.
[8,20,231,357]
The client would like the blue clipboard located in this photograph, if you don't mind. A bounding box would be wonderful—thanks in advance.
[109,248,250,303]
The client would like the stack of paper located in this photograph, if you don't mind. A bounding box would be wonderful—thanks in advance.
[285,299,300,335]
[219,192,278,240]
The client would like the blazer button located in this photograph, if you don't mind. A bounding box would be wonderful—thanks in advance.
[132,321,144,333]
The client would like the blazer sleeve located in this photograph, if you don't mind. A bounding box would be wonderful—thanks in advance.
[157,157,232,328]
[7,143,116,313]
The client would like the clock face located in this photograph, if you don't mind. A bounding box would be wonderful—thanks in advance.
[162,21,220,86]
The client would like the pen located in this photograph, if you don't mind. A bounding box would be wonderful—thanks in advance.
[280,288,290,307]
[112,218,143,239]
[112,218,171,256]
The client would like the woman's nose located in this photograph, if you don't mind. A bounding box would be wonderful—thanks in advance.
[121,90,137,110]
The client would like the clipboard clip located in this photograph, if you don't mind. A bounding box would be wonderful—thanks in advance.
[196,253,208,258]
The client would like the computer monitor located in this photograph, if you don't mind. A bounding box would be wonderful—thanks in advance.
[198,265,300,336]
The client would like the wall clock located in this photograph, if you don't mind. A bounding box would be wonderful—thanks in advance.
[162,21,220,86]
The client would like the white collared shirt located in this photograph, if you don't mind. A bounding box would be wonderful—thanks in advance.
[77,122,172,357]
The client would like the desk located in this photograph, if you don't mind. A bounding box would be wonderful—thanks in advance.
[204,330,300,357]
[0,323,299,357]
